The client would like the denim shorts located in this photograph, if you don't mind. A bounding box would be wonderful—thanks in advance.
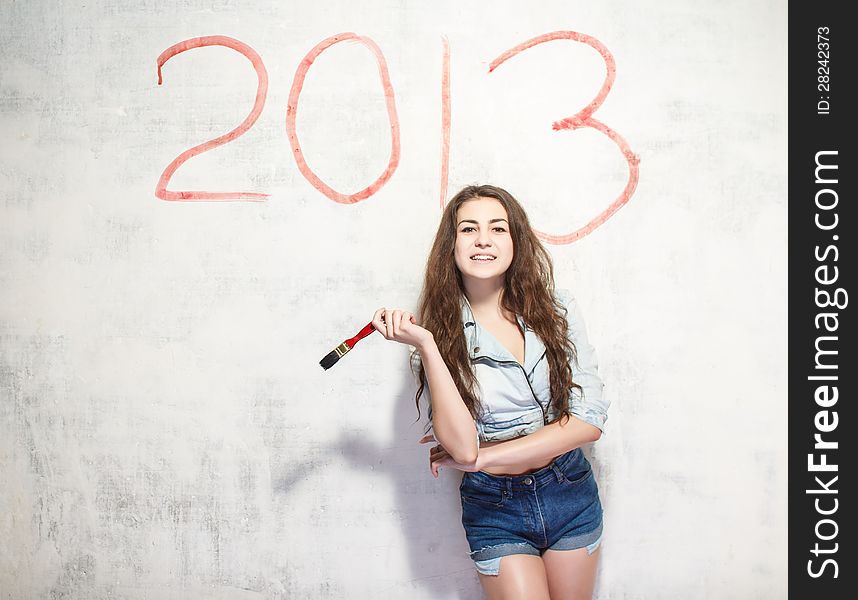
[459,447,603,576]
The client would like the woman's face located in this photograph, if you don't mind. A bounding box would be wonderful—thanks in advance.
[454,197,514,284]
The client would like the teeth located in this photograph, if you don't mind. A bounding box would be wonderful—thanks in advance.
[471,256,495,261]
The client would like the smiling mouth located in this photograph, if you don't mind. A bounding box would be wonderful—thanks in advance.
[470,255,496,261]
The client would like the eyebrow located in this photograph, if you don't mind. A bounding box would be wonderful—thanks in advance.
[457,218,509,226]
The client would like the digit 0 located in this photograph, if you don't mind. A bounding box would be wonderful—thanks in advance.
[286,33,401,204]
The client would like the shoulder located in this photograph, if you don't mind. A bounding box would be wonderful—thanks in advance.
[553,288,593,341]
[553,287,578,313]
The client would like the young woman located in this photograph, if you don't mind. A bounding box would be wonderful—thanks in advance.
[372,184,609,600]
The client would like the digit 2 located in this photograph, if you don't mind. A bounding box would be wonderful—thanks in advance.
[155,35,270,201]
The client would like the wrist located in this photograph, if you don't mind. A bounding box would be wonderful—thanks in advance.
[475,444,493,471]
[415,334,437,354]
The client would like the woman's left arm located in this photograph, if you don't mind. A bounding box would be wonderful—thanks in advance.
[474,416,601,473]
[423,415,599,476]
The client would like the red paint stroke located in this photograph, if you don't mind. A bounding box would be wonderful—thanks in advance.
[439,36,451,211]
[286,33,401,204]
[489,31,640,244]
[155,36,269,201]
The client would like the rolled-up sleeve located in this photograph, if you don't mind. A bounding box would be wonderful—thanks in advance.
[557,289,609,433]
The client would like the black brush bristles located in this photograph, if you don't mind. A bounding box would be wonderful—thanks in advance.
[319,341,352,370]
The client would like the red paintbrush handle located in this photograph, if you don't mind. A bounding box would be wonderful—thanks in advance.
[345,322,376,348]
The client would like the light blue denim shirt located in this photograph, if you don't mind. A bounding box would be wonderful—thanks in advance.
[413,288,608,443]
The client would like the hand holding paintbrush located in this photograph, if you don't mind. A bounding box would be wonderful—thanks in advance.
[319,307,432,370]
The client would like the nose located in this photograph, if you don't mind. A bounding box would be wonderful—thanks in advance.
[476,229,492,246]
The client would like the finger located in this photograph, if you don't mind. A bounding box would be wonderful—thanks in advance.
[431,448,449,465]
[384,309,393,338]
[390,310,402,340]
[402,311,420,331]
[372,308,388,337]
[391,310,403,337]
[418,434,436,444]
[432,453,450,478]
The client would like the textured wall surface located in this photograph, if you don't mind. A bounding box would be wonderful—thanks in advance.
[1,1,786,598]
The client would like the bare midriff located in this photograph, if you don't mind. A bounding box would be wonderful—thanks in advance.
[478,439,560,476]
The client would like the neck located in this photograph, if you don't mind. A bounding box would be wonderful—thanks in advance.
[463,278,507,319]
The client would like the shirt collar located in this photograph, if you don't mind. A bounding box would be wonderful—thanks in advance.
[459,294,546,373]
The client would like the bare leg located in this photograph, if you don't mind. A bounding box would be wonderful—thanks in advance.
[542,545,600,600]
[477,554,552,600]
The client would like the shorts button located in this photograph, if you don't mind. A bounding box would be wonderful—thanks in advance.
[523,477,533,485]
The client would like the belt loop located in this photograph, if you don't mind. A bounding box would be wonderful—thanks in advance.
[505,478,513,496]
[550,463,565,483]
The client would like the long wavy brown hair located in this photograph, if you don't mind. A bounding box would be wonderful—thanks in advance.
[410,184,581,433]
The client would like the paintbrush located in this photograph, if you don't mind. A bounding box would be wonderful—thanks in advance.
[319,322,377,370]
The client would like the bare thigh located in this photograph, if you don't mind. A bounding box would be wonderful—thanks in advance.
[477,554,551,600]
[542,545,600,600]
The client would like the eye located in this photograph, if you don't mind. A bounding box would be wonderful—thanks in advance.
[461,226,476,233]
[493,226,507,233]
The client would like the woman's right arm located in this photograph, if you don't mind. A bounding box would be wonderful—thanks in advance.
[415,337,479,465]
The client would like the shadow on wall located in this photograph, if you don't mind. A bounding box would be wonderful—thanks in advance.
[333,375,480,599]
[264,366,479,599]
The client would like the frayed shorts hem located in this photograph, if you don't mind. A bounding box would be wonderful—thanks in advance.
[472,521,603,576]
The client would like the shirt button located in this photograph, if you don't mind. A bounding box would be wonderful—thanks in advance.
[474,347,480,353]
[523,477,533,485]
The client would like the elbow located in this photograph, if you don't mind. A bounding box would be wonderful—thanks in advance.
[567,411,604,443]
[452,445,479,465]
[572,416,602,443]
[435,428,479,465]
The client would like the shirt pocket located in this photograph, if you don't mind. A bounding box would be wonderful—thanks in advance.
[474,361,536,411]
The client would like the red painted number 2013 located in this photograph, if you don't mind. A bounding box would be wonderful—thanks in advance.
[155,32,639,244]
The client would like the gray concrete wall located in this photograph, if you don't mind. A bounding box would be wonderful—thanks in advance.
[1,1,787,598]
